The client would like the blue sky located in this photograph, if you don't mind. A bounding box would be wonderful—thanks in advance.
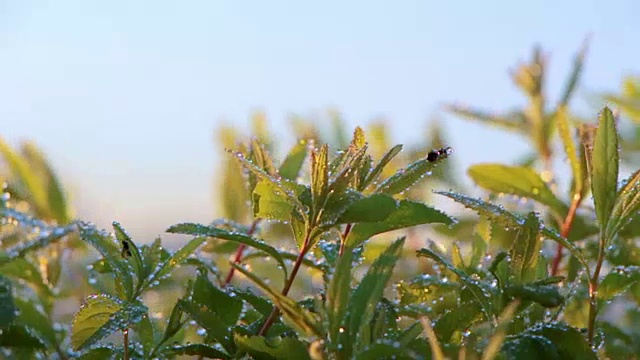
[1,1,638,239]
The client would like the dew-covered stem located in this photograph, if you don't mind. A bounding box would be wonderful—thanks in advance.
[551,193,582,276]
[259,229,312,335]
[587,233,607,344]
[222,219,261,287]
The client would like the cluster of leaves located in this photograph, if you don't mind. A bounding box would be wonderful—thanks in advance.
[0,44,639,360]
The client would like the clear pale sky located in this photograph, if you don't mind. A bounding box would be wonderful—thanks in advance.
[1,1,638,240]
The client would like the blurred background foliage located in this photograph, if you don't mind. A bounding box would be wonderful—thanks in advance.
[1,43,639,358]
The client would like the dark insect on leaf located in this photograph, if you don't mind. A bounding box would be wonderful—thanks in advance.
[426,147,453,162]
[121,241,132,259]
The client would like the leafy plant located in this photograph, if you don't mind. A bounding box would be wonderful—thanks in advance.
[1,43,639,359]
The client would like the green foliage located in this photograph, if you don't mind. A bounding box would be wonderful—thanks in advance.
[1,43,639,360]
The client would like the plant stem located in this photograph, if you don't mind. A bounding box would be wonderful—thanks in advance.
[258,231,312,336]
[338,223,352,257]
[123,328,129,360]
[222,219,261,287]
[587,234,607,344]
[551,194,582,276]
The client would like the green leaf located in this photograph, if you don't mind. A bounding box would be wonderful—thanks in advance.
[501,334,560,359]
[467,164,566,215]
[77,222,135,300]
[112,221,145,285]
[278,139,310,181]
[229,149,306,214]
[253,180,296,221]
[192,271,243,326]
[597,266,640,303]
[133,312,154,356]
[336,193,397,224]
[231,288,274,316]
[164,344,230,359]
[433,301,483,342]
[327,245,353,345]
[417,248,495,324]
[13,298,58,347]
[345,238,404,356]
[375,154,448,195]
[607,168,640,239]
[231,263,323,338]
[166,223,288,282]
[528,322,597,359]
[0,258,52,296]
[159,300,184,345]
[234,334,311,360]
[0,275,16,328]
[362,144,403,191]
[150,236,206,284]
[74,347,116,360]
[590,106,619,231]
[71,294,121,350]
[505,284,564,308]
[510,212,543,283]
[435,191,589,270]
[178,300,236,352]
[0,324,46,348]
[345,200,452,249]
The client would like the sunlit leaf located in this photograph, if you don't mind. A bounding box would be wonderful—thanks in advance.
[336,193,397,224]
[468,164,566,215]
[345,200,452,249]
[72,294,121,349]
[510,212,543,283]
[590,107,619,231]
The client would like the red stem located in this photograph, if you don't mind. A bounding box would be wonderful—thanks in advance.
[338,223,352,257]
[222,219,261,287]
[551,194,582,276]
[258,231,312,336]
